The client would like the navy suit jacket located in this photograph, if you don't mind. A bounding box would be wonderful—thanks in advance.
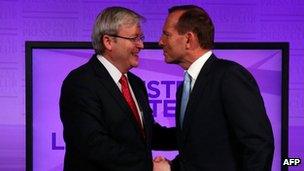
[172,54,274,171]
[60,55,176,171]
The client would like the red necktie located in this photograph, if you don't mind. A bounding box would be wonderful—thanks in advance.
[119,75,145,138]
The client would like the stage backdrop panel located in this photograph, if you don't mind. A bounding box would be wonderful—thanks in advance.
[27,42,288,171]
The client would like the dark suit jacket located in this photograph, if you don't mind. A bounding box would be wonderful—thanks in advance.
[60,55,176,171]
[171,54,274,171]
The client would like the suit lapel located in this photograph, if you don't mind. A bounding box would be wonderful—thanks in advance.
[89,55,145,140]
[175,85,183,130]
[175,84,184,146]
[128,73,150,140]
[182,55,217,136]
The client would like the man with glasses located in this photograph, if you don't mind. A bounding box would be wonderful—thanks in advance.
[60,7,175,171]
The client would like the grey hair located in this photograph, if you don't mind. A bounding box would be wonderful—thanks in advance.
[91,6,144,55]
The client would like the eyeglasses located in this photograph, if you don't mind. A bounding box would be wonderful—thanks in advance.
[108,34,145,43]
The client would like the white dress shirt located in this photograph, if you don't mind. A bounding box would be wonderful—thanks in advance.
[186,50,212,90]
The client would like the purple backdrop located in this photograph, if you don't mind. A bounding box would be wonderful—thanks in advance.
[0,1,303,171]
[32,48,283,171]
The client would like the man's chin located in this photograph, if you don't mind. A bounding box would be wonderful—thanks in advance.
[131,61,139,68]
[165,58,174,64]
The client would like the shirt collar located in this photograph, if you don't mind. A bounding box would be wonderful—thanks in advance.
[97,54,123,84]
[187,50,212,81]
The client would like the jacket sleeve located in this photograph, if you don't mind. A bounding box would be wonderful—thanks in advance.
[171,155,201,171]
[151,123,177,150]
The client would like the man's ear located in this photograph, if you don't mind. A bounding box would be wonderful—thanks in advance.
[103,35,113,51]
[185,32,195,49]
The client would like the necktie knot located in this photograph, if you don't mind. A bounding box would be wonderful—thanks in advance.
[184,72,191,84]
[119,74,128,85]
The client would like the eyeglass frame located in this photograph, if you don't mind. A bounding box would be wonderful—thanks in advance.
[107,34,145,43]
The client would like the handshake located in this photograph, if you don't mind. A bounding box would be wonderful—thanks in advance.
[153,156,171,171]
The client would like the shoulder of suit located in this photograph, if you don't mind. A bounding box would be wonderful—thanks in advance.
[63,61,92,83]
[215,58,254,80]
[214,58,246,71]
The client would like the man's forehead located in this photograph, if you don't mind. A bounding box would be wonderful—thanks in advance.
[166,10,184,27]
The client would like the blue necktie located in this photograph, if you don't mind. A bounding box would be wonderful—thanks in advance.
[180,72,191,128]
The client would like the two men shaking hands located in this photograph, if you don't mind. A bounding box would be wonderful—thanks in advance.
[60,5,274,171]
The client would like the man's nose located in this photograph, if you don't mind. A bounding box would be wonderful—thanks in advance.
[158,38,164,47]
[137,40,144,49]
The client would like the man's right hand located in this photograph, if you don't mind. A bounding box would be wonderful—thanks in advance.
[153,156,171,171]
